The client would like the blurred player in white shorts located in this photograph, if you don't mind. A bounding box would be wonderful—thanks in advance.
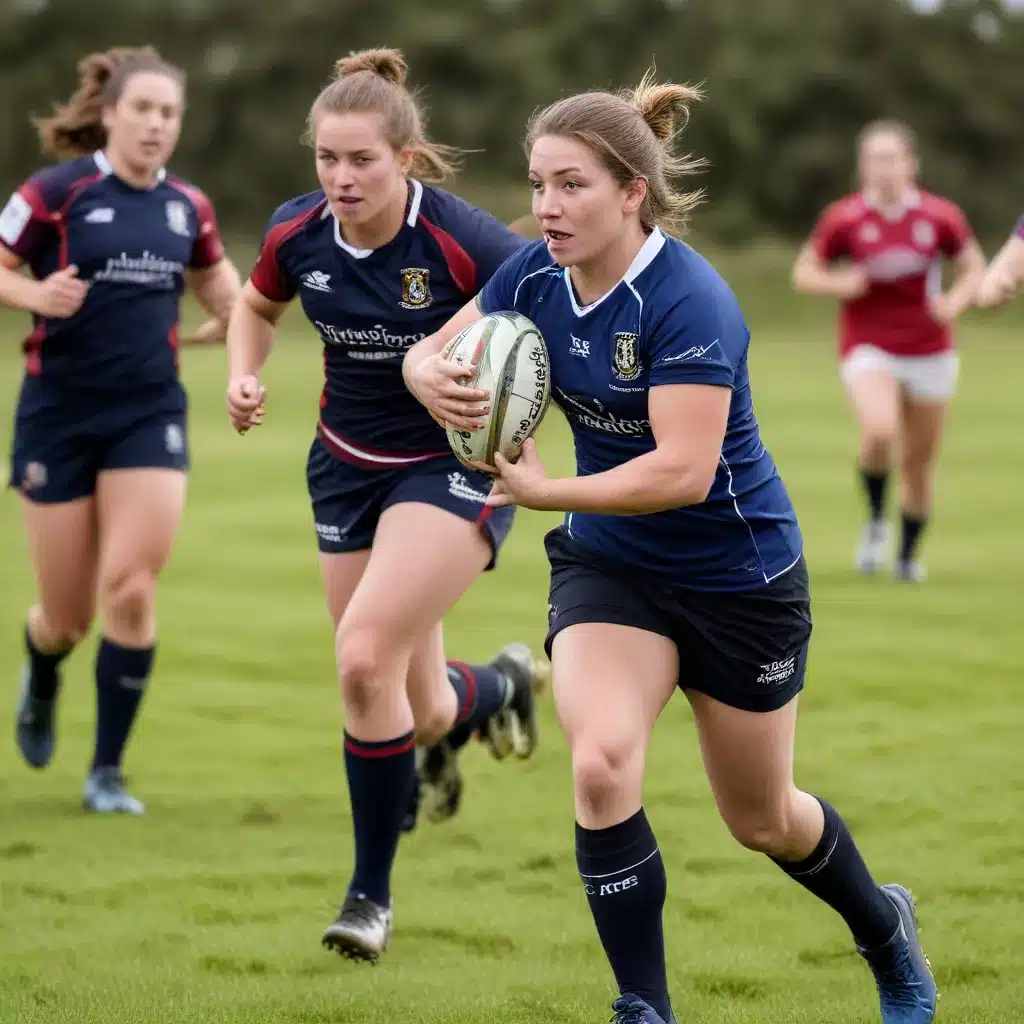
[792,120,985,580]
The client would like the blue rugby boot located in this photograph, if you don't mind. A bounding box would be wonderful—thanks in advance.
[16,667,57,769]
[82,766,145,815]
[610,994,674,1023]
[858,883,937,1023]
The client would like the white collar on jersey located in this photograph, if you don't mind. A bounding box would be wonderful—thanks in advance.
[861,187,921,222]
[565,225,666,318]
[331,178,424,259]
[93,149,167,187]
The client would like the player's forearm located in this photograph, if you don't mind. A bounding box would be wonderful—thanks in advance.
[194,259,242,326]
[543,448,713,515]
[792,263,850,299]
[0,264,42,314]
[226,296,276,377]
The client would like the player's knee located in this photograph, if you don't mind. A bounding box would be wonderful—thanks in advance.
[572,740,636,816]
[861,423,897,463]
[335,626,392,717]
[42,617,91,651]
[100,569,156,633]
[412,704,452,746]
[722,806,792,854]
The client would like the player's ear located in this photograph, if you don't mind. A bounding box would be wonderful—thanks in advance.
[396,147,415,177]
[622,176,647,217]
[101,102,118,136]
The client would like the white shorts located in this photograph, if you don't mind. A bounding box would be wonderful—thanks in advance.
[841,346,960,403]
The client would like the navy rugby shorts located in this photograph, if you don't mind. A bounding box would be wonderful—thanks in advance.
[10,383,189,504]
[306,435,515,569]
[544,525,812,713]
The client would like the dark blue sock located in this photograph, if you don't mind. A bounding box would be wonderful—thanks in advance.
[92,639,155,770]
[576,809,672,1022]
[446,661,511,748]
[25,624,72,702]
[859,466,889,523]
[771,796,900,950]
[344,730,416,907]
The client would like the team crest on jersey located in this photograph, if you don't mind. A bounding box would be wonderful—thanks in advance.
[400,267,432,309]
[912,219,936,248]
[165,200,190,237]
[859,222,881,244]
[612,332,642,381]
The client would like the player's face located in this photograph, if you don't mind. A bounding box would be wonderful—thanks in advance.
[529,135,638,267]
[103,72,183,176]
[314,112,411,226]
[858,130,917,199]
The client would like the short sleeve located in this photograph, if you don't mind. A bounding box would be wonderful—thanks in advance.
[648,283,749,390]
[248,210,299,303]
[809,203,851,262]
[477,241,546,315]
[936,202,972,258]
[188,189,225,269]
[0,177,56,263]
[462,207,529,287]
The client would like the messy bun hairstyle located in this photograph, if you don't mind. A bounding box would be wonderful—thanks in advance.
[34,46,184,159]
[305,47,461,183]
[525,68,706,232]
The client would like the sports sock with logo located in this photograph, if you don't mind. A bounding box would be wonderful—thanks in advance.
[576,809,673,1022]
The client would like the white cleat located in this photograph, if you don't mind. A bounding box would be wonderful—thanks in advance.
[322,894,392,964]
[895,560,927,583]
[855,521,890,575]
[82,767,145,815]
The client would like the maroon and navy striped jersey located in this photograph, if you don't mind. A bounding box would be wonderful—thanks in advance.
[248,179,526,463]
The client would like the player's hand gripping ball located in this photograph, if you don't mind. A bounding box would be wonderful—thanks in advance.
[442,312,551,473]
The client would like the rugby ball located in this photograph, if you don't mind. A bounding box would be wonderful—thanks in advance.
[442,312,551,472]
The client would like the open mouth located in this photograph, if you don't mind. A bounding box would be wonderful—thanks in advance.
[545,230,572,243]
[335,196,362,210]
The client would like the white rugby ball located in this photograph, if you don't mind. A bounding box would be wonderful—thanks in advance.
[442,311,551,473]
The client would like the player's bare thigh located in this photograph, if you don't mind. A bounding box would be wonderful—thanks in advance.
[334,502,492,737]
[842,348,902,467]
[95,468,187,647]
[551,622,678,829]
[21,495,98,650]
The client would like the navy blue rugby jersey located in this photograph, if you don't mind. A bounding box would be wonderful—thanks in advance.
[249,179,526,466]
[478,228,803,590]
[0,149,224,409]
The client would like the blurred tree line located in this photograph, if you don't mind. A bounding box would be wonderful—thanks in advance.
[0,0,1020,246]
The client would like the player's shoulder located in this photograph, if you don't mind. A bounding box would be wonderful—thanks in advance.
[162,173,216,215]
[918,190,967,224]
[416,182,516,239]
[647,233,738,306]
[820,192,866,227]
[268,189,329,232]
[24,154,105,210]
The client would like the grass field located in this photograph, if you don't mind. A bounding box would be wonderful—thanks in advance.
[0,253,1022,1024]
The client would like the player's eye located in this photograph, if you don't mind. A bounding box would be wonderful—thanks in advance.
[564,181,581,192]
[528,180,542,191]
[317,153,336,164]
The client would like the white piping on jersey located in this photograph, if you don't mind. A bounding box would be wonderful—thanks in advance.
[925,260,942,296]
[331,179,424,260]
[564,227,665,318]
[93,149,167,185]
[512,264,561,306]
[718,453,769,585]
[317,420,440,466]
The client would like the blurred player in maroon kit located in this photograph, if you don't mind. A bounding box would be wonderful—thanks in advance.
[792,120,984,581]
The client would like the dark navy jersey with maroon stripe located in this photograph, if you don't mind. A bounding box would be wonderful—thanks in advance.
[248,179,526,463]
[0,149,223,407]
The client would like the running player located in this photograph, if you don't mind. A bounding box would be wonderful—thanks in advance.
[225,48,543,963]
[792,120,984,581]
[3,47,241,813]
[405,75,937,1024]
[976,214,1024,307]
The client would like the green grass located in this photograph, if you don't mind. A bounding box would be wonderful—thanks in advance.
[1,257,1023,1023]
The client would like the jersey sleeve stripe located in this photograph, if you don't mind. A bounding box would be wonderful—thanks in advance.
[419,215,477,295]
[250,200,327,301]
[167,179,225,269]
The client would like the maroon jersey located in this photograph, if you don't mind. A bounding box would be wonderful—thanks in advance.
[810,190,972,358]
